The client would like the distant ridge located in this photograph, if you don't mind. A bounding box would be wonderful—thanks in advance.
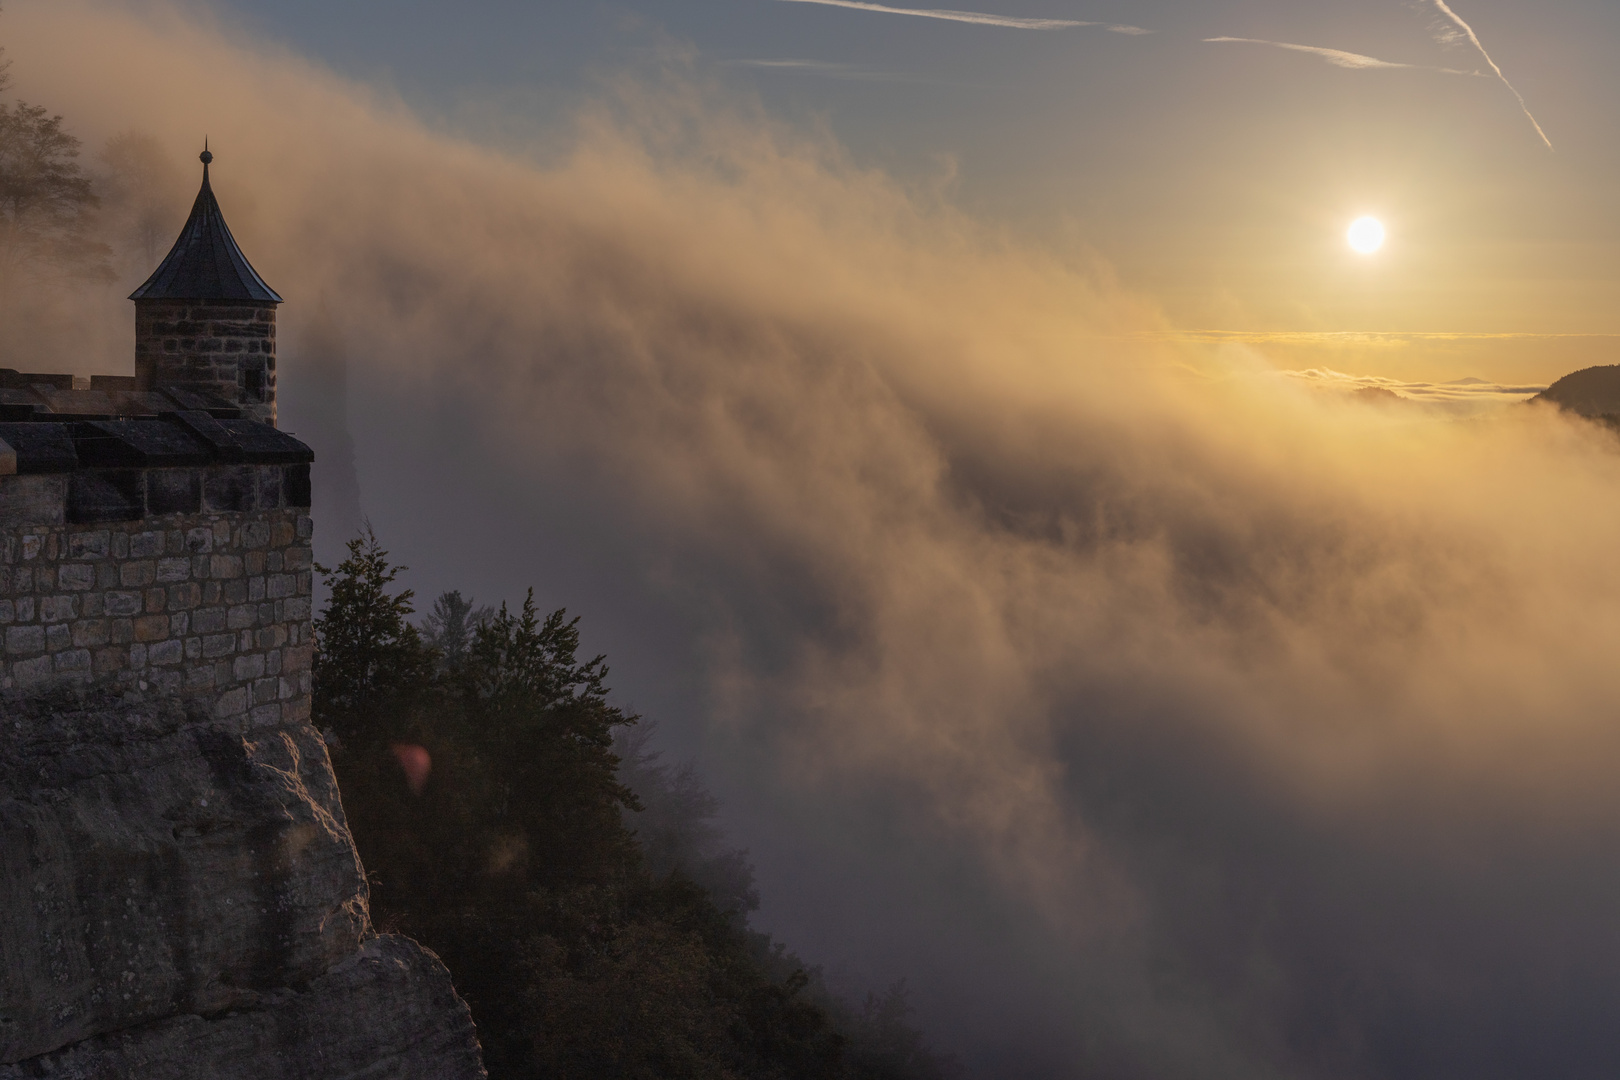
[1531,364,1620,417]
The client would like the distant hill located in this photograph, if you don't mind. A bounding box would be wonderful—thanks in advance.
[1532,365,1620,417]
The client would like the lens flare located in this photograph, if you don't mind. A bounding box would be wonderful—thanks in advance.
[1347,216,1386,254]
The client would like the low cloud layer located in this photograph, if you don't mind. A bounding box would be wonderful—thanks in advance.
[8,4,1620,1077]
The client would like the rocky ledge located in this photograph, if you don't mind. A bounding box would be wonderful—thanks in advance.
[0,691,484,1078]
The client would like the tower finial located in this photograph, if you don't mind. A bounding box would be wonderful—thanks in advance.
[200,138,212,167]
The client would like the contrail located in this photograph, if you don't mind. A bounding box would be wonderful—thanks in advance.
[1206,36,1479,74]
[772,0,1103,31]
[1428,0,1552,148]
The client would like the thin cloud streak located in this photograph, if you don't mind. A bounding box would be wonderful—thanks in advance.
[1428,0,1553,148]
[772,0,1093,31]
[1205,36,1479,74]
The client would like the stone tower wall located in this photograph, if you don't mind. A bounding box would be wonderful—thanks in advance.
[135,299,278,425]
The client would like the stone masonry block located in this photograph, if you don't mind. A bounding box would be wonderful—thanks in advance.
[130,531,165,558]
[148,638,184,666]
[6,625,45,656]
[11,653,52,684]
[146,589,166,613]
[134,616,168,643]
[105,592,142,617]
[210,555,244,580]
[227,605,256,630]
[120,561,157,587]
[67,531,110,559]
[53,648,91,673]
[58,564,94,591]
[248,577,265,602]
[40,596,76,623]
[157,558,191,583]
[45,625,71,652]
[185,527,213,554]
[202,634,235,659]
[233,653,266,681]
[193,608,225,634]
[72,620,110,648]
[215,686,248,718]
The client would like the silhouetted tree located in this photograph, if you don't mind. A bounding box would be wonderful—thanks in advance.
[0,99,110,283]
[422,589,491,671]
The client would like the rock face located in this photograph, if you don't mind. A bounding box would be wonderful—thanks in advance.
[0,691,485,1078]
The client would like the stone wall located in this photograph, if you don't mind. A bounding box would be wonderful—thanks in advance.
[135,299,278,425]
[0,488,312,723]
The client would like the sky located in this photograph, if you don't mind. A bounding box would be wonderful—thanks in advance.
[10,3,1620,1078]
[203,0,1620,382]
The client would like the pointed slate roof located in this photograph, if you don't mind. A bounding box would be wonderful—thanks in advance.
[129,148,283,304]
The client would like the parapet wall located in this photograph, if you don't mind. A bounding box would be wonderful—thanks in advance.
[0,504,314,722]
[0,411,315,721]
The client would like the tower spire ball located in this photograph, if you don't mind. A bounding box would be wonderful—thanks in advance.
[200,138,212,167]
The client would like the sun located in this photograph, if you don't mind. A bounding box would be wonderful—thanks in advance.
[1347,216,1386,255]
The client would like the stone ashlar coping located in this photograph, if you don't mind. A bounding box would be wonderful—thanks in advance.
[0,374,244,422]
[0,414,312,527]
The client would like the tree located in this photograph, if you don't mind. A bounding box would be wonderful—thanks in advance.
[0,100,111,283]
[421,588,490,671]
[312,526,434,743]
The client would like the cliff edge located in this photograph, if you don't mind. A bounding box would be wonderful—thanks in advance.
[0,690,486,1078]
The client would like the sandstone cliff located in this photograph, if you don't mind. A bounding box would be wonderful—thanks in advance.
[0,690,485,1078]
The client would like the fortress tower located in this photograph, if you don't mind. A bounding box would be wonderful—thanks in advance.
[130,147,283,426]
[0,149,313,719]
